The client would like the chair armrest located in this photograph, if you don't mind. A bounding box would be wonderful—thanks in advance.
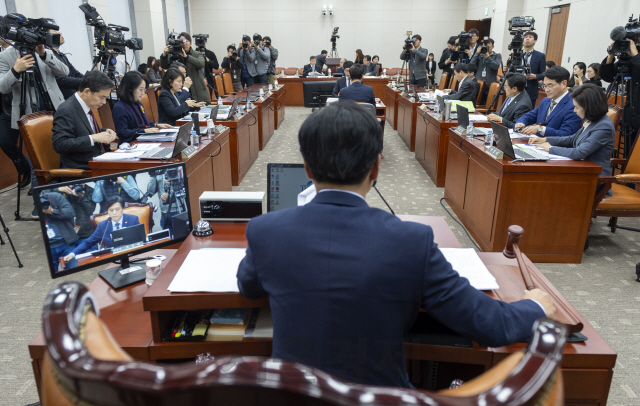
[597,176,618,184]
[615,174,640,183]
[610,158,627,165]
[48,169,91,178]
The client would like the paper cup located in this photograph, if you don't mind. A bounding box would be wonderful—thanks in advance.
[146,259,163,285]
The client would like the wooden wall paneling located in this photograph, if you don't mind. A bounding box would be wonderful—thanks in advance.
[414,110,428,167]
[211,131,233,191]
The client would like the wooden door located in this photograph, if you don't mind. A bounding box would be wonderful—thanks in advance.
[545,6,570,66]
[464,20,485,38]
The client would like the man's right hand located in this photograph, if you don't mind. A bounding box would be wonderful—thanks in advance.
[163,45,170,57]
[14,54,35,73]
[92,129,117,144]
[63,253,75,263]
[514,122,525,131]
[521,289,556,318]
[184,77,193,89]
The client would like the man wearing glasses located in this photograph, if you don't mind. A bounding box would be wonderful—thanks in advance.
[515,66,582,137]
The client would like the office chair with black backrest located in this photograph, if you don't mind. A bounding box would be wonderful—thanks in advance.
[41,281,567,406]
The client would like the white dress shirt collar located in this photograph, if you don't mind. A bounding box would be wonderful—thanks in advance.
[552,90,569,104]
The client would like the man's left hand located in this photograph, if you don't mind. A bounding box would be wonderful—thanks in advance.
[521,125,540,135]
[35,44,46,57]
[629,39,638,57]
[43,206,54,215]
[527,73,537,80]
[486,113,502,123]
[116,177,126,185]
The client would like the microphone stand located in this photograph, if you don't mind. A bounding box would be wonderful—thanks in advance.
[373,180,395,215]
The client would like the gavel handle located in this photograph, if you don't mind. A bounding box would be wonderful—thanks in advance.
[512,244,535,290]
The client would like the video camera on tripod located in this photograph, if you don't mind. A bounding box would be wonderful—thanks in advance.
[506,16,535,75]
[0,13,60,54]
[610,15,640,58]
[193,34,208,53]
[166,32,187,61]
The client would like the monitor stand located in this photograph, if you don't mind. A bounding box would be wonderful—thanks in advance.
[98,256,146,290]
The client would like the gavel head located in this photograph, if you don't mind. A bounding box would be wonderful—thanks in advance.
[503,225,524,258]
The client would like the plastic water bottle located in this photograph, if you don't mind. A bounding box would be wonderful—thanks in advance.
[190,130,199,148]
[218,97,223,106]
[466,122,474,138]
[383,68,387,77]
[434,99,439,113]
[484,129,494,147]
[275,79,279,87]
[328,68,331,76]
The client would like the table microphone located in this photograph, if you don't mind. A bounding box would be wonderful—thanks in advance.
[373,180,395,215]
[99,218,112,248]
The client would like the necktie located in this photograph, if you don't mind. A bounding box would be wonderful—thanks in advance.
[545,100,557,120]
[88,110,105,153]
[500,98,512,115]
[115,223,120,230]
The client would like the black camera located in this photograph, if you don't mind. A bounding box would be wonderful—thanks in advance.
[167,32,186,60]
[457,31,471,51]
[331,26,340,43]
[166,168,180,182]
[610,15,640,56]
[242,42,249,49]
[193,33,208,51]
[40,194,50,211]
[0,13,60,53]
[73,185,85,195]
[264,38,271,47]
[404,37,416,51]
[506,16,535,75]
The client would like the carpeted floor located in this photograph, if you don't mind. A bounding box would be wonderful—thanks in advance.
[1,106,639,405]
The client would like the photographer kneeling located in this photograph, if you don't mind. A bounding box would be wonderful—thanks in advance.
[112,71,173,144]
[160,32,210,103]
[222,45,243,92]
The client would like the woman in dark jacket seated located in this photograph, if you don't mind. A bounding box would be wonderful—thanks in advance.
[157,69,205,126]
[529,84,615,194]
[112,72,174,145]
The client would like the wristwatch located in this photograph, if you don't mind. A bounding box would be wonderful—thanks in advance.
[539,126,546,136]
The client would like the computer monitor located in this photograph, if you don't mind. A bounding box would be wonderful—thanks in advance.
[34,163,193,289]
[267,163,313,212]
[491,121,517,159]
[457,105,469,128]
[303,80,337,108]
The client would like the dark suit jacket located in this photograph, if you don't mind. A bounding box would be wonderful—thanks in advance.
[497,91,532,128]
[438,48,454,76]
[237,191,545,387]
[315,54,326,72]
[336,67,344,75]
[72,213,141,254]
[525,50,546,100]
[112,100,156,145]
[302,63,320,77]
[157,88,191,126]
[52,95,108,170]
[338,81,375,107]
[331,76,350,97]
[516,93,583,137]
[52,50,84,100]
[443,76,477,105]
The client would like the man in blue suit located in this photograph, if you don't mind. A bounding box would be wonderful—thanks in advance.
[338,64,375,107]
[237,101,555,388]
[522,31,546,107]
[62,196,141,264]
[515,66,582,137]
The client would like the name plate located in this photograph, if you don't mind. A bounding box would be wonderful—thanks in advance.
[257,96,265,102]
[409,97,415,103]
[214,124,227,134]
[266,91,272,97]
[453,126,466,135]
[400,91,407,97]
[419,104,428,111]
[484,146,504,160]
[234,113,244,120]
[181,145,198,159]
[433,113,442,120]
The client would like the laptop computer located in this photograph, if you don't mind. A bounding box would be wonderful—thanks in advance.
[139,122,192,160]
[457,106,489,135]
[111,223,146,251]
[267,163,313,212]
[491,122,548,161]
[217,97,240,120]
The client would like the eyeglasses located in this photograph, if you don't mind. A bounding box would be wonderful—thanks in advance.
[542,84,557,90]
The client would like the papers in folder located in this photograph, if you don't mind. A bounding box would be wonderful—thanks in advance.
[167,248,246,292]
[137,132,178,142]
[468,114,488,122]
[439,248,499,290]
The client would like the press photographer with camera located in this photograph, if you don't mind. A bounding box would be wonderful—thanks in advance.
[521,31,546,106]
[93,175,141,213]
[146,168,187,238]
[160,32,209,103]
[200,36,219,71]
[399,34,428,88]
[470,37,502,104]
[57,183,97,250]
[264,36,278,85]
[239,35,255,88]
[247,33,271,85]
[438,36,458,80]
[40,191,79,272]
[50,29,84,100]
[222,45,243,92]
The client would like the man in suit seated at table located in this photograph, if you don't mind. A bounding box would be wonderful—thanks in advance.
[61,196,141,266]
[515,66,582,137]
[487,73,532,128]
[52,71,117,171]
[336,58,346,75]
[302,56,321,77]
[338,64,375,107]
[237,101,556,388]
[332,61,353,96]
[442,63,477,105]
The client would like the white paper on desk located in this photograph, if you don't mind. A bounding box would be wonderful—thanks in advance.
[509,129,530,139]
[130,143,161,151]
[469,115,489,122]
[439,248,499,290]
[326,97,339,103]
[93,151,146,160]
[137,129,178,134]
[514,145,572,160]
[167,248,246,293]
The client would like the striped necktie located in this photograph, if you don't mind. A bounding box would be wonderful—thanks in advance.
[545,100,557,120]
[500,97,512,115]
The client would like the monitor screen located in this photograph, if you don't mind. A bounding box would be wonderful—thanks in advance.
[34,163,192,279]
[302,80,337,108]
[267,163,313,212]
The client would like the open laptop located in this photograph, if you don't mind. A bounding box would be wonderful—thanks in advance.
[267,163,313,212]
[457,106,489,135]
[216,97,240,120]
[139,122,192,160]
[111,223,146,252]
[491,122,548,161]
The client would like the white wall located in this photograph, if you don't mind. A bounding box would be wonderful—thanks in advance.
[174,0,188,33]
[108,0,138,71]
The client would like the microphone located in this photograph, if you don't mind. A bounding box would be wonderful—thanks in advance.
[98,218,112,249]
[540,122,548,126]
[610,26,626,41]
[373,180,395,215]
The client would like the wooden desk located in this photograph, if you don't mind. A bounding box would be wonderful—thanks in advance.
[395,87,427,152]
[444,130,601,263]
[271,85,286,130]
[415,110,491,187]
[177,106,259,186]
[383,86,402,130]
[89,129,232,218]
[0,145,18,190]
[276,77,391,106]
[222,86,275,151]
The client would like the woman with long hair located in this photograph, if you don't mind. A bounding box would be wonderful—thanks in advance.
[355,49,364,64]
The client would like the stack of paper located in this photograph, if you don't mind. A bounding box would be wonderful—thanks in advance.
[469,115,489,122]
[439,248,499,290]
[93,151,147,161]
[137,132,177,142]
[326,97,339,103]
[167,248,246,293]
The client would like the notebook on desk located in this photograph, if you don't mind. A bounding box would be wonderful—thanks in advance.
[492,122,548,161]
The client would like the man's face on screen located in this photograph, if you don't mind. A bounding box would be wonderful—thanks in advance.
[108,202,123,223]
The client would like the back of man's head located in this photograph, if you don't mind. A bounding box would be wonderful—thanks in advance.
[78,70,113,93]
[299,101,382,185]
[454,63,469,74]
[321,50,328,55]
[343,61,354,70]
[349,63,364,79]
[447,36,456,46]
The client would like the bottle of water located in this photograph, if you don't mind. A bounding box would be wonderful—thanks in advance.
[190,130,199,148]
[218,96,223,106]
[466,122,474,138]
[434,99,439,113]
[484,129,494,147]
[328,68,331,76]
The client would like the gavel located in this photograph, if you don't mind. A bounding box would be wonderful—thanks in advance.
[503,225,535,290]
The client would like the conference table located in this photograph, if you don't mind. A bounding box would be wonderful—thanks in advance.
[29,216,616,405]
[276,76,391,105]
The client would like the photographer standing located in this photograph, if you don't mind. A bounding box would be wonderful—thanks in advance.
[222,45,243,92]
[264,36,278,85]
[399,34,428,88]
[470,38,502,104]
[247,34,271,85]
[601,38,640,146]
[239,35,256,88]
[50,29,84,100]
[41,191,79,272]
[160,32,210,103]
[522,31,546,107]
[202,37,219,70]
[438,36,457,83]
[146,169,186,238]
[57,183,97,250]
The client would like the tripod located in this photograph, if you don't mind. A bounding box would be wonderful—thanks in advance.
[399,48,412,90]
[14,51,56,221]
[0,211,23,267]
[329,41,339,58]
[605,61,634,159]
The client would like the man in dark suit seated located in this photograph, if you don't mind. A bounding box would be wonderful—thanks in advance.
[331,61,353,96]
[338,64,375,107]
[487,73,533,128]
[442,63,477,104]
[237,101,555,388]
[336,58,346,75]
[52,71,117,170]
[515,66,582,137]
[62,196,141,266]
[302,56,321,77]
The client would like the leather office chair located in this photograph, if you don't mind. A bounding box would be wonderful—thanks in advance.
[298,68,305,76]
[18,112,91,185]
[140,93,155,122]
[97,103,115,131]
[275,67,285,75]
[478,82,501,113]
[438,72,450,90]
[90,202,154,238]
[449,75,459,90]
[606,104,623,162]
[212,68,224,75]
[213,74,226,98]
[475,79,485,106]
[41,281,567,406]
[284,68,298,76]
[147,86,161,123]
[222,72,235,95]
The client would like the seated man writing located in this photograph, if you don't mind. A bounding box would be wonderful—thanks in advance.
[237,100,555,388]
[338,64,376,107]
[302,56,320,77]
[486,73,532,128]
[62,196,140,265]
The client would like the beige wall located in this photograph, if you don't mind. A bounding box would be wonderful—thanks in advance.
[134,0,167,59]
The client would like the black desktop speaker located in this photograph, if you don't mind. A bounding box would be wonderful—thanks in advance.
[172,212,190,240]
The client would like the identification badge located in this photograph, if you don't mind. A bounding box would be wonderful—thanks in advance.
[451,64,454,69]
[46,225,55,239]
[482,69,487,78]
